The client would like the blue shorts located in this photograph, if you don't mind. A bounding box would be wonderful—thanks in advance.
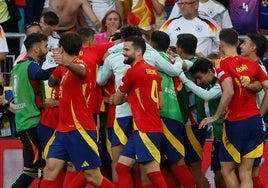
[183,125,207,165]
[211,139,222,171]
[220,115,266,163]
[37,123,56,159]
[121,131,163,163]
[162,117,185,163]
[109,116,133,147]
[37,123,55,149]
[47,130,101,170]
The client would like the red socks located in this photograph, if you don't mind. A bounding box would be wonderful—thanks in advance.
[147,171,167,188]
[161,166,178,188]
[63,171,77,187]
[116,163,134,188]
[66,171,87,188]
[253,176,265,188]
[99,177,115,188]
[40,171,66,188]
[132,168,142,188]
[171,164,196,188]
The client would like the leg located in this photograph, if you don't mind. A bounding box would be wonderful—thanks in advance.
[187,161,210,188]
[116,155,136,188]
[84,167,114,188]
[171,158,196,188]
[12,128,45,188]
[214,170,226,188]
[111,144,124,182]
[220,161,239,188]
[238,158,254,188]
[40,158,66,188]
[43,158,66,181]
[142,160,167,188]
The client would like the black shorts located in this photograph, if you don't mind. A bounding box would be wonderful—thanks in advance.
[18,127,45,169]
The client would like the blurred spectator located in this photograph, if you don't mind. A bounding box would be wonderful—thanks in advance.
[0,25,9,61]
[83,0,125,29]
[169,0,233,29]
[215,0,228,8]
[94,10,122,45]
[49,0,101,33]
[0,0,20,57]
[39,11,59,70]
[15,0,27,32]
[127,0,167,31]
[165,0,177,17]
[161,0,220,56]
[229,0,259,34]
[15,22,42,64]
[260,0,268,35]
[24,0,45,26]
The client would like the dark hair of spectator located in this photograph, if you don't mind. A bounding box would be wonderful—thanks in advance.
[41,11,59,26]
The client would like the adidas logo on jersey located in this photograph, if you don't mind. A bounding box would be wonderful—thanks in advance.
[81,161,90,168]
[175,27,181,31]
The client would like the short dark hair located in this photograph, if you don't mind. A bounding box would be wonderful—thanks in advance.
[125,36,146,55]
[151,30,170,52]
[59,32,82,56]
[219,28,239,46]
[176,33,197,55]
[120,25,142,40]
[77,27,95,43]
[41,11,59,26]
[24,33,48,51]
[189,58,214,75]
[247,33,268,58]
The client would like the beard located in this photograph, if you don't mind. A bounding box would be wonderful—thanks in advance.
[124,56,135,65]
[38,53,46,66]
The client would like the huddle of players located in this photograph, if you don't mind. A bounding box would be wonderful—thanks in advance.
[12,24,268,188]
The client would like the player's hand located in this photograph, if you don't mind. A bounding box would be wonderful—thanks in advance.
[240,76,250,88]
[199,116,217,129]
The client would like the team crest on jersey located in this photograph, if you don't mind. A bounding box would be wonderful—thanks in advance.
[207,7,215,17]
[195,25,203,32]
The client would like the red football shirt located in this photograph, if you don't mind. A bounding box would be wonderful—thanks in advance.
[79,42,114,114]
[56,57,96,132]
[216,56,268,121]
[119,60,163,133]
[40,86,60,129]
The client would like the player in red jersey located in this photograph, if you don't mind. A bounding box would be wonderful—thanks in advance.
[62,27,115,188]
[40,32,115,188]
[113,35,167,188]
[200,28,268,188]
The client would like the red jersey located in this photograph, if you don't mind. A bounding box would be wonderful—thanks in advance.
[119,60,163,133]
[55,58,96,132]
[216,56,268,121]
[40,86,60,128]
[102,75,116,128]
[79,42,114,114]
